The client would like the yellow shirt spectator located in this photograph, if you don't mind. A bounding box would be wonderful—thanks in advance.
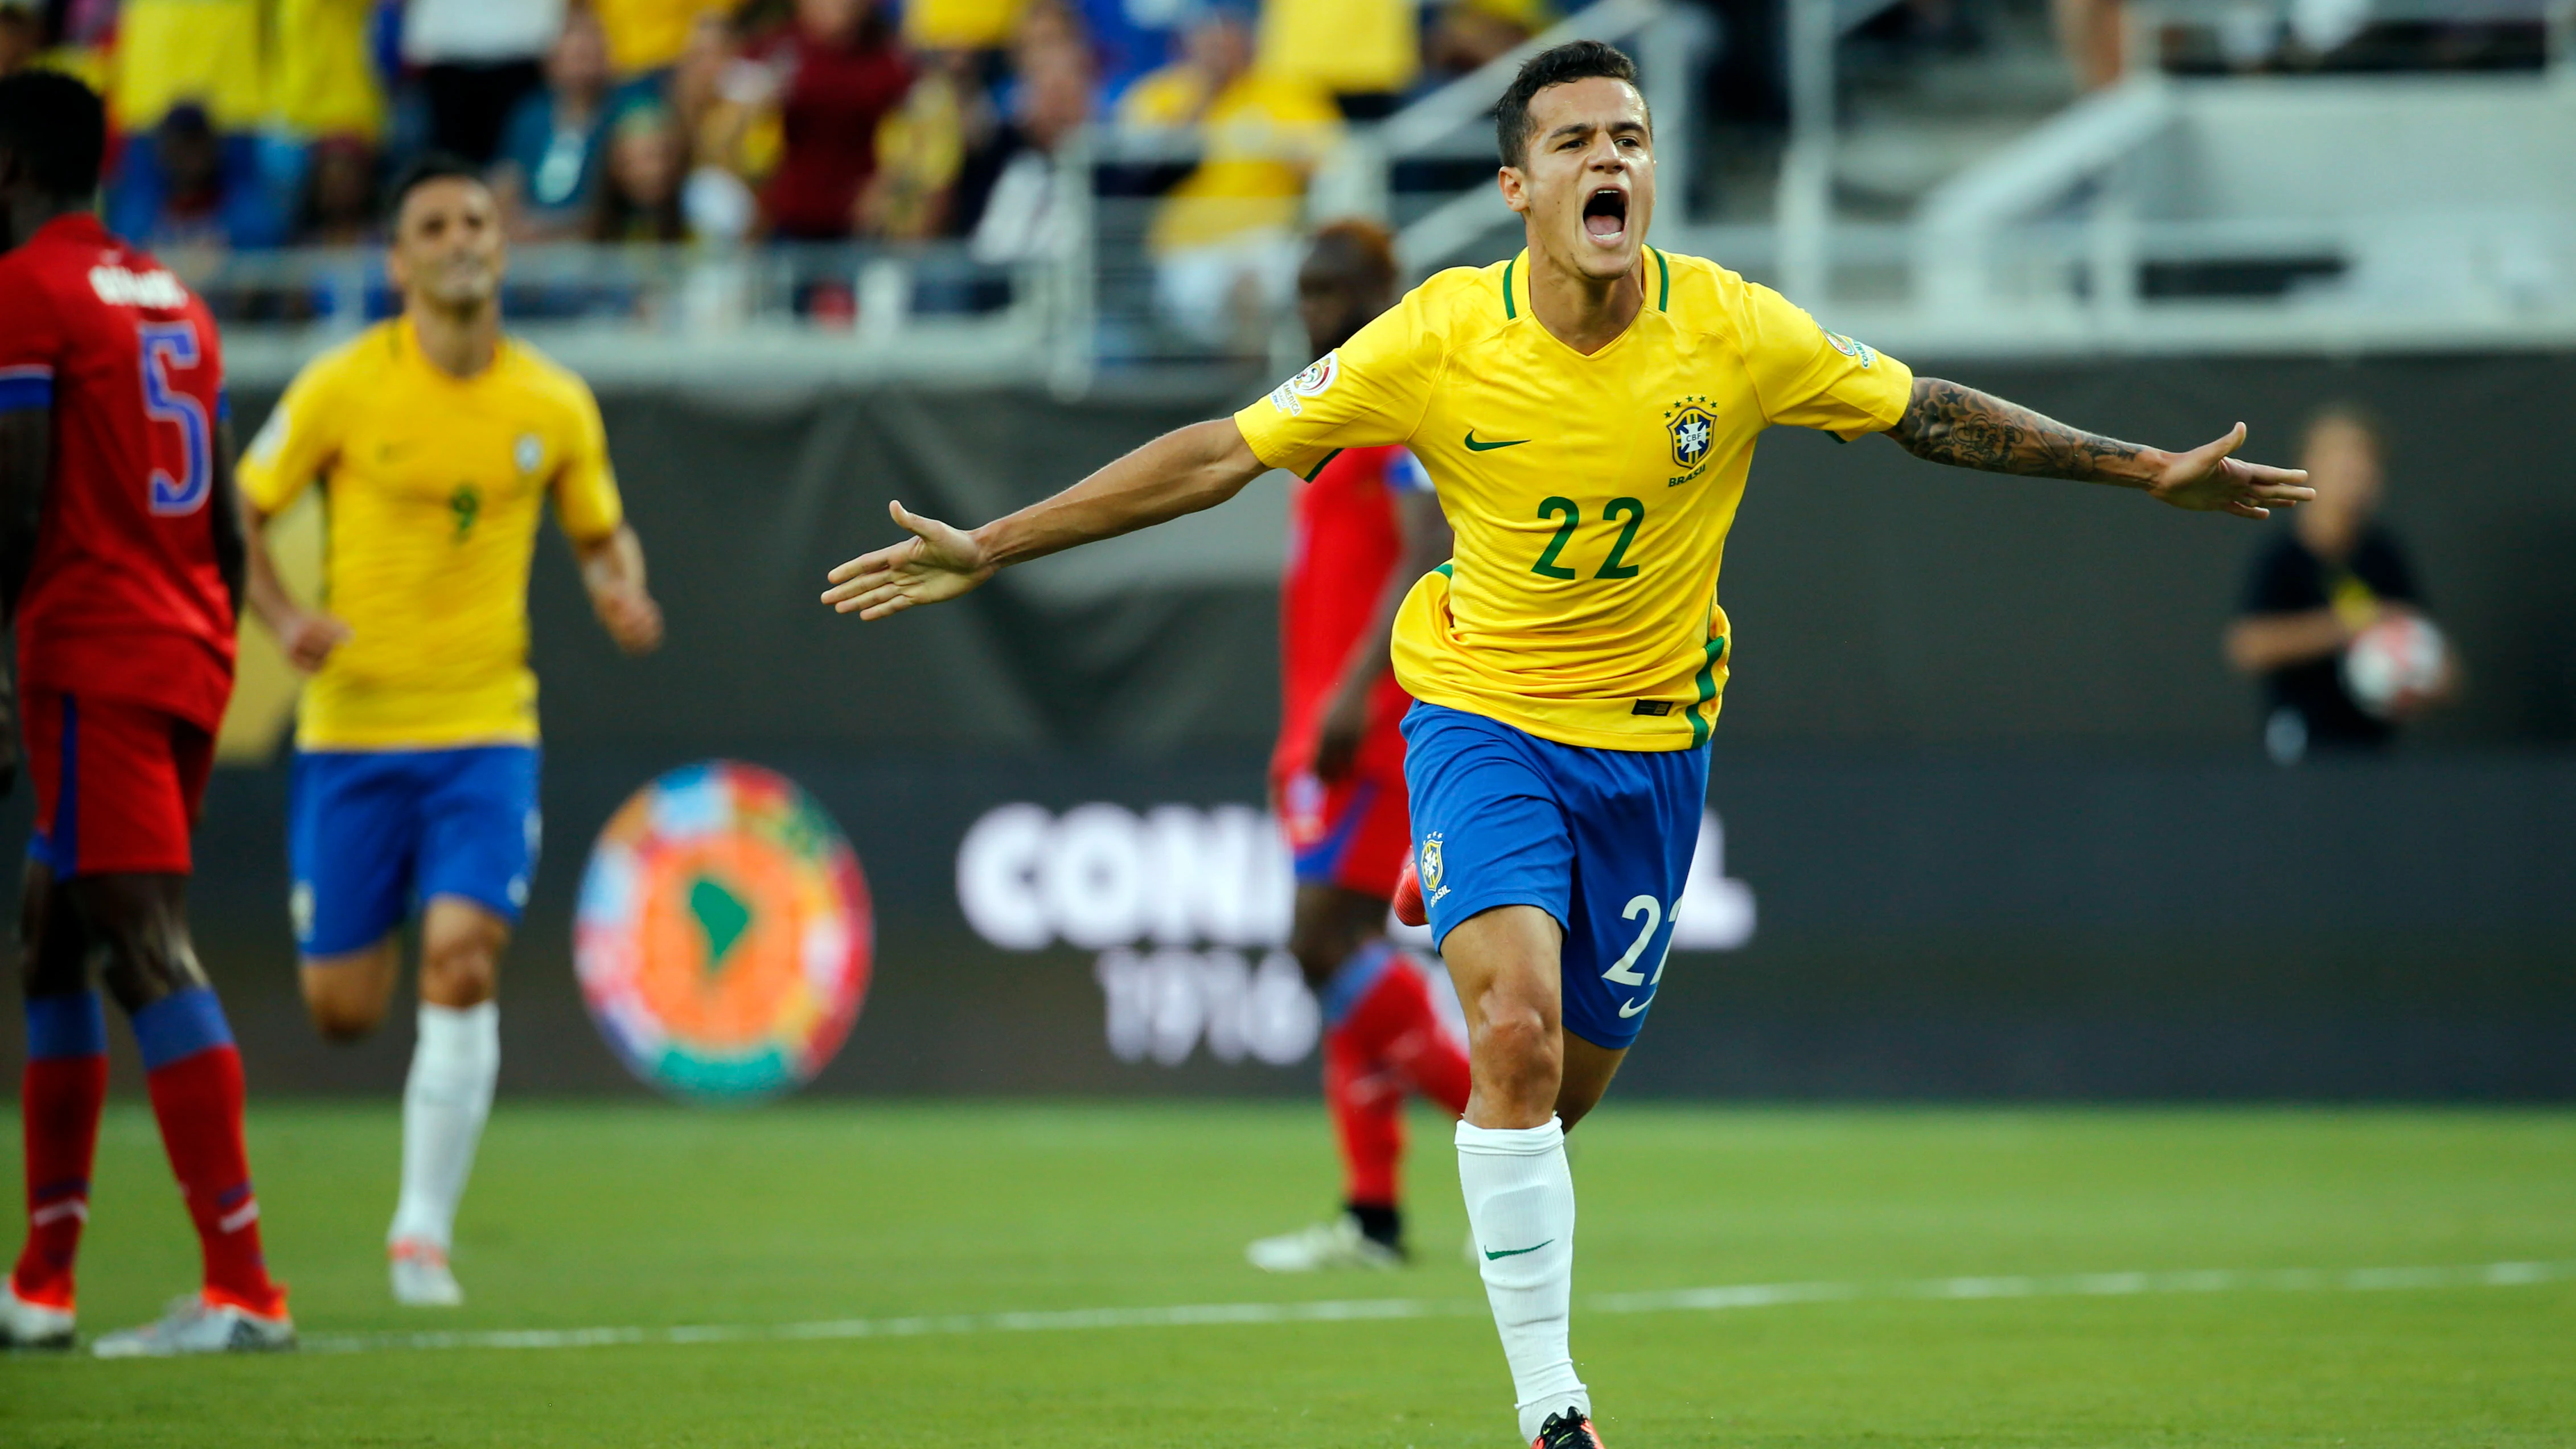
[270,0,386,141]
[594,0,736,76]
[1119,64,1341,253]
[1258,0,1419,96]
[903,0,1030,51]
[111,0,265,133]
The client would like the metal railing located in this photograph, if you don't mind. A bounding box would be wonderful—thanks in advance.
[197,0,2576,393]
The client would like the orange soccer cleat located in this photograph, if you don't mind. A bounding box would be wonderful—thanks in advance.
[1392,858,1427,929]
[1532,1407,1607,1448]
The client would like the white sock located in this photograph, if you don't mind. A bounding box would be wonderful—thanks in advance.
[1458,1115,1588,1442]
[388,1002,499,1251]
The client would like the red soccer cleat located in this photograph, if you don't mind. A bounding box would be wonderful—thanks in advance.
[1392,858,1428,929]
[1532,1407,1606,1448]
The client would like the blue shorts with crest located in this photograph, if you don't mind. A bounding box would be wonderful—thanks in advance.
[1400,702,1708,1050]
[288,745,540,958]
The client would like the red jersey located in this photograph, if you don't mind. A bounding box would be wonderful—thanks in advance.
[754,26,913,240]
[1273,444,1433,783]
[0,214,236,730]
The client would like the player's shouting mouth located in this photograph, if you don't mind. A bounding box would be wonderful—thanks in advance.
[821,38,2307,1449]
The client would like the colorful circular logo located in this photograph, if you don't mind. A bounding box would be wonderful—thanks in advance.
[575,762,872,1102]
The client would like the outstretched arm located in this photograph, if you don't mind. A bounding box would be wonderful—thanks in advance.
[822,417,1268,620]
[1885,376,2312,519]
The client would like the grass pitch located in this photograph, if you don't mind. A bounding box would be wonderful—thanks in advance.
[3,1102,2571,1447]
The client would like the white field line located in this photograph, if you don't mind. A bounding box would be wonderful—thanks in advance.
[287,1258,2576,1357]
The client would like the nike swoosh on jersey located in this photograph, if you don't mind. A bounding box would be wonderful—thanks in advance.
[1618,998,1651,1018]
[1463,430,1531,451]
[1483,1239,1555,1259]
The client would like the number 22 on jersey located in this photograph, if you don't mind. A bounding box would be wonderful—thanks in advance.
[1531,496,1646,581]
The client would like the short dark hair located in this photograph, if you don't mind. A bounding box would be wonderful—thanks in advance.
[0,70,107,200]
[1496,40,1643,169]
[1305,217,1398,294]
[385,150,487,223]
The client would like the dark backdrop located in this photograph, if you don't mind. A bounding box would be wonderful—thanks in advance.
[6,353,2570,1101]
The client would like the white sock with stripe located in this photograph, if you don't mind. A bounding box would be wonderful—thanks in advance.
[389,1001,499,1252]
[1458,1115,1588,1442]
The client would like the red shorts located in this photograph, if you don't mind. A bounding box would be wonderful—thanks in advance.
[1272,756,1414,901]
[24,689,214,877]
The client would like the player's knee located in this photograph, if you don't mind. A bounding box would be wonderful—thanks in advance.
[302,973,387,1041]
[420,938,500,1008]
[1470,1001,1562,1097]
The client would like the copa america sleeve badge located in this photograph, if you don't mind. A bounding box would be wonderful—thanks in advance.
[574,761,874,1102]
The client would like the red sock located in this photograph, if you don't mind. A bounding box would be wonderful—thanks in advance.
[1324,1025,1405,1209]
[13,992,109,1310]
[1340,951,1472,1118]
[133,990,284,1316]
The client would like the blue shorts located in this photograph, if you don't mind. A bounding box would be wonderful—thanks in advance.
[288,745,541,957]
[1401,702,1708,1050]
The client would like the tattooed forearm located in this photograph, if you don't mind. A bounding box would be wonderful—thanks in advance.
[1887,377,2160,485]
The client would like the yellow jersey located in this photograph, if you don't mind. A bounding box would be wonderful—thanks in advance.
[1259,0,1420,97]
[1234,248,1912,751]
[110,0,266,132]
[1115,67,1341,252]
[238,319,626,752]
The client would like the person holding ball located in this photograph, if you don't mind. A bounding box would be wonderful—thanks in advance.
[2226,404,2457,764]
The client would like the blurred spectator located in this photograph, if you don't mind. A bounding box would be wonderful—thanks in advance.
[1425,0,1548,80]
[590,102,691,241]
[109,0,266,133]
[751,0,913,241]
[405,0,566,165]
[1118,1,1338,345]
[105,101,291,254]
[2225,405,2456,764]
[595,0,741,76]
[0,1,43,77]
[667,13,769,241]
[1070,0,1178,104]
[962,34,1091,263]
[271,0,388,143]
[296,133,380,246]
[494,10,630,239]
[906,0,1032,51]
[861,50,994,241]
[1259,0,1418,115]
[2052,0,2123,92]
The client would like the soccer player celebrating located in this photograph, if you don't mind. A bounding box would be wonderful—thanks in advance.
[1245,219,1472,1274]
[236,155,663,1308]
[822,41,2309,1447]
[0,73,294,1356]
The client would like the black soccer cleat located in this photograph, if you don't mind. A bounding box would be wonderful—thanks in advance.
[1531,1406,1607,1448]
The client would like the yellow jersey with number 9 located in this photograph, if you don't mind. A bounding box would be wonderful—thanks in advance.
[1234,247,1911,751]
[237,318,626,751]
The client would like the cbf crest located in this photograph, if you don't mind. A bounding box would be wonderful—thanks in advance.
[1665,396,1715,471]
[1419,832,1450,908]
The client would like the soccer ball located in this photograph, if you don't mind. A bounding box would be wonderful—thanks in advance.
[2340,614,2448,720]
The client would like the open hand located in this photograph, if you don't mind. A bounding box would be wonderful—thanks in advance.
[821,500,994,619]
[2147,424,2313,520]
[281,612,354,672]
